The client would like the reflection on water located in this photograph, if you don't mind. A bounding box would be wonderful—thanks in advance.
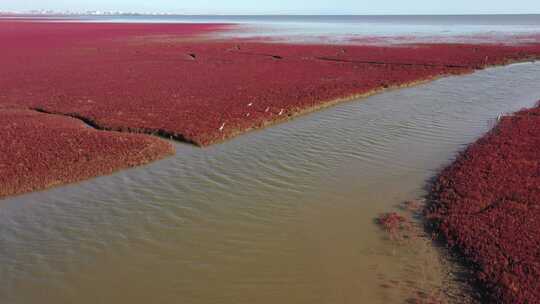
[1,62,540,303]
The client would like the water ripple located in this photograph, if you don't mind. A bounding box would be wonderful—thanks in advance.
[1,62,540,303]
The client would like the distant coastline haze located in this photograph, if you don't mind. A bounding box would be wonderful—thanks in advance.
[2,0,540,15]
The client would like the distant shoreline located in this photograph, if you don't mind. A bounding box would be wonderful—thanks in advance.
[2,13,540,16]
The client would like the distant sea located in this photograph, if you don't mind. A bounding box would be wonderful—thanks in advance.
[5,14,540,43]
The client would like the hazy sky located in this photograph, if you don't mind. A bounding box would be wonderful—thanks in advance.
[2,0,540,14]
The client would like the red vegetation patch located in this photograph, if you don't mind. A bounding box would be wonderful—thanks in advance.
[377,212,414,241]
[1,21,540,146]
[1,21,540,197]
[426,103,540,303]
[0,108,174,199]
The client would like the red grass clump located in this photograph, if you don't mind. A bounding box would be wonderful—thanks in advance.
[0,108,174,198]
[425,103,540,303]
[377,212,413,241]
[402,199,424,213]
[407,290,447,304]
[1,21,540,146]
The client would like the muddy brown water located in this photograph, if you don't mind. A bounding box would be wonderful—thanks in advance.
[1,62,540,304]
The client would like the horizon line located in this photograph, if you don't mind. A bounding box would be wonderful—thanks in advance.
[2,11,540,16]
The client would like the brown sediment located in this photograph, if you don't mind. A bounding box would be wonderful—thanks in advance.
[376,200,463,304]
[425,103,540,303]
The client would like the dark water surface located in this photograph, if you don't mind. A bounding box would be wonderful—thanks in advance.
[1,62,540,303]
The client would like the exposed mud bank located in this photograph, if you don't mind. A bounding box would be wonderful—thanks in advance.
[425,103,540,303]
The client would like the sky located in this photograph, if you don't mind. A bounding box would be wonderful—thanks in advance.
[2,0,540,14]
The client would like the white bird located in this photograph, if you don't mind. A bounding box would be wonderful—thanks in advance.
[219,123,225,131]
[247,102,253,107]
[278,109,284,116]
